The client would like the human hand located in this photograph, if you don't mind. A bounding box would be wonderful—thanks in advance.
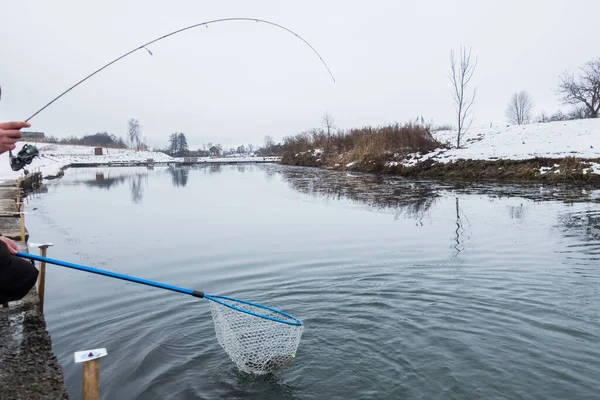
[0,236,20,254]
[0,121,30,154]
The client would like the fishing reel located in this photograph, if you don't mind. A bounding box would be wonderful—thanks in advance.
[0,86,40,175]
[9,144,40,175]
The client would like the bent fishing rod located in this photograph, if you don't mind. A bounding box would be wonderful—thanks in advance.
[24,17,336,123]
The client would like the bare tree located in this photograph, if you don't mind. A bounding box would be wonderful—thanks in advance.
[264,135,275,147]
[557,57,600,118]
[506,91,534,125]
[449,45,478,148]
[127,118,141,150]
[322,112,335,137]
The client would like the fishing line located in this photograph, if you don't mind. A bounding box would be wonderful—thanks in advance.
[25,17,336,122]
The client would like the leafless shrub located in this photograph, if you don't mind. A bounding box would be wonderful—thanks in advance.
[506,91,534,125]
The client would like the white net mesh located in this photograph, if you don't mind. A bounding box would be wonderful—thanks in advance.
[208,296,304,375]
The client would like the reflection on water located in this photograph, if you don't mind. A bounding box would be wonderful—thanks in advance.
[86,173,128,190]
[81,171,149,203]
[130,174,147,203]
[209,164,222,174]
[57,164,600,249]
[557,209,600,262]
[508,203,525,219]
[28,164,600,400]
[559,209,600,239]
[275,167,441,224]
[453,197,465,256]
[168,167,189,188]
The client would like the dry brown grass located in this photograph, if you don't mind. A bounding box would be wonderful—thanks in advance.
[281,121,442,165]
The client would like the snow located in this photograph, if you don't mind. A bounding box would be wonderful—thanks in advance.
[0,142,281,183]
[3,118,600,182]
[0,142,175,182]
[582,162,600,175]
[428,118,600,163]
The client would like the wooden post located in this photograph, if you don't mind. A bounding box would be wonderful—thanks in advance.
[32,243,53,313]
[75,348,107,400]
[38,246,48,313]
[19,203,25,242]
[16,177,21,205]
[83,358,101,400]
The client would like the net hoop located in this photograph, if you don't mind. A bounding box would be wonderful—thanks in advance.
[204,294,303,326]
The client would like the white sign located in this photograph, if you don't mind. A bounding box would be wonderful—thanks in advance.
[74,348,108,363]
[28,242,54,248]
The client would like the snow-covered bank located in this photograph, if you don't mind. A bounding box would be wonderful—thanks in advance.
[284,118,600,181]
[0,142,283,183]
[415,118,600,164]
[0,142,176,183]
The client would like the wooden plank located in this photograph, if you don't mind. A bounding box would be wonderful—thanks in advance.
[83,358,101,400]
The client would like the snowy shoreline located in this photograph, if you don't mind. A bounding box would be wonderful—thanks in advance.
[2,118,600,183]
[410,118,600,165]
[0,142,281,183]
[285,118,600,181]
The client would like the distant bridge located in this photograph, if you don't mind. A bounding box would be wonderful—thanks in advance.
[63,156,282,169]
[175,156,282,165]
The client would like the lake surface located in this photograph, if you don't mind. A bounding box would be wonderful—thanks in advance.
[25,164,600,400]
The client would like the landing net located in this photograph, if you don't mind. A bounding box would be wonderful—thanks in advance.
[206,295,304,375]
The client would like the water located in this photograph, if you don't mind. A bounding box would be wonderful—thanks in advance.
[24,164,600,400]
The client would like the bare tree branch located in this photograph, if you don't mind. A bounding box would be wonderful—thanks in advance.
[557,57,600,118]
[127,118,141,150]
[449,45,478,148]
[322,112,336,138]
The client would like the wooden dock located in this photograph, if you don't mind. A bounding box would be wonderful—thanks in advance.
[0,175,70,399]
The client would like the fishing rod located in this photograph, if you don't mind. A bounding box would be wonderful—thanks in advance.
[25,17,336,122]
[7,17,335,174]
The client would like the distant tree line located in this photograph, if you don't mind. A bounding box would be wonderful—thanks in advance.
[44,132,129,148]
[161,132,274,158]
[168,132,189,157]
[43,118,149,150]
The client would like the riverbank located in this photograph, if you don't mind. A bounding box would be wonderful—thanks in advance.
[0,176,69,399]
[0,143,176,183]
[282,118,600,182]
[0,143,282,182]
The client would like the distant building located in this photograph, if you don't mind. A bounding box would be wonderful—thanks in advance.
[21,131,45,142]
[183,157,198,164]
[209,146,221,156]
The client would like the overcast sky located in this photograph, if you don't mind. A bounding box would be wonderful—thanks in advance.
[1,0,598,150]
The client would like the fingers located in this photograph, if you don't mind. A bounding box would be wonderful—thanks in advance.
[0,133,21,150]
[0,121,31,130]
[0,144,17,152]
[0,237,19,254]
[0,130,23,139]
